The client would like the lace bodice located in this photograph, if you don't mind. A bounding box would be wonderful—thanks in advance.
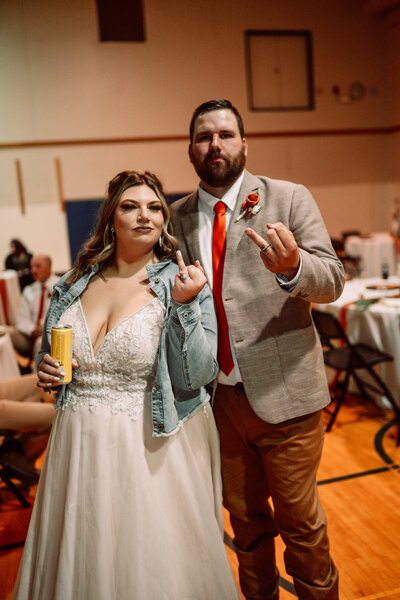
[57,297,165,419]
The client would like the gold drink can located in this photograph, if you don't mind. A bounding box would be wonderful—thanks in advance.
[51,325,73,383]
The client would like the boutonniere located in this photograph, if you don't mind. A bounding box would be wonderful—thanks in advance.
[234,192,263,222]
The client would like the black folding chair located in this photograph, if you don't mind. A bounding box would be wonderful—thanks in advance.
[0,432,37,508]
[312,308,400,444]
[330,237,361,279]
[0,466,31,508]
[341,229,361,243]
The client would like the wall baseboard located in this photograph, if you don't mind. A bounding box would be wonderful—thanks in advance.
[1,124,400,150]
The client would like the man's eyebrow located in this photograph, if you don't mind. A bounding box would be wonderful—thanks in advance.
[195,128,235,136]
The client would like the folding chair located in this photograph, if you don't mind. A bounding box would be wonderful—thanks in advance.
[311,308,400,444]
[0,433,37,508]
[341,229,361,243]
[0,466,31,508]
[330,237,361,279]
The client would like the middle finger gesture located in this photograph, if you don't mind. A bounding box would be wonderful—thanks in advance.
[245,222,300,279]
[172,250,207,304]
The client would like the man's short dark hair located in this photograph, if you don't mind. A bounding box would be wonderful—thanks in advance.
[189,100,245,143]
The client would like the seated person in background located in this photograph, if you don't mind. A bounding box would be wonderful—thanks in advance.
[7,255,59,363]
[330,237,361,280]
[0,374,55,485]
[390,197,400,256]
[4,238,33,290]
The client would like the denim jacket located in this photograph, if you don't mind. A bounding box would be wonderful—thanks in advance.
[37,259,218,437]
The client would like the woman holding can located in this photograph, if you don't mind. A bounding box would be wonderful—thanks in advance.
[13,171,240,600]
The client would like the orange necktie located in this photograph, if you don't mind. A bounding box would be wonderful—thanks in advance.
[36,284,46,326]
[212,201,234,375]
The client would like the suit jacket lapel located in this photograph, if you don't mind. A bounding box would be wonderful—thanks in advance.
[177,192,202,265]
[226,170,261,255]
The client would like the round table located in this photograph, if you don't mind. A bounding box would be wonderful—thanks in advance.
[0,270,21,326]
[344,232,397,278]
[315,276,400,408]
[0,327,20,380]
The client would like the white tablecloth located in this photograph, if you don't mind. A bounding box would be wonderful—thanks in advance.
[344,232,397,278]
[0,270,21,326]
[315,276,400,408]
[0,327,20,381]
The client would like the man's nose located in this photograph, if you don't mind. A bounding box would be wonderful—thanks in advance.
[210,133,222,150]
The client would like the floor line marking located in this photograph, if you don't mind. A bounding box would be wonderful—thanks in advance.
[352,586,400,599]
[317,418,399,487]
[317,466,393,486]
[374,419,398,465]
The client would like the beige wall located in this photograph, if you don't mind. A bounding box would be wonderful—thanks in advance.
[0,0,399,271]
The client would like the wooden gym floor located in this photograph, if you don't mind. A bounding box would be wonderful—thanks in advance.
[1,397,400,599]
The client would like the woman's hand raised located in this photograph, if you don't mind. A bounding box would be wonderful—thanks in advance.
[37,354,79,389]
[172,250,207,304]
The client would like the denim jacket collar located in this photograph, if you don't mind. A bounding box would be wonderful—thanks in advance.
[54,259,174,293]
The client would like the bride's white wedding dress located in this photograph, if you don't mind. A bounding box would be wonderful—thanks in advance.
[13,297,240,600]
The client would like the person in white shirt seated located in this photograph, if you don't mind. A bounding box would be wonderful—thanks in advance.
[7,255,59,363]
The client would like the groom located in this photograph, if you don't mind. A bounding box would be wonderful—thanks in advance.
[171,99,344,599]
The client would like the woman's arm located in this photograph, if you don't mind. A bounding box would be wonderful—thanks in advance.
[35,308,52,372]
[165,252,218,390]
[35,273,69,371]
[35,283,77,387]
[166,286,218,391]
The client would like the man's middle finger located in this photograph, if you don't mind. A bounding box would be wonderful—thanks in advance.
[267,223,295,249]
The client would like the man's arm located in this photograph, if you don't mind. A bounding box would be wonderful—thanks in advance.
[246,183,345,304]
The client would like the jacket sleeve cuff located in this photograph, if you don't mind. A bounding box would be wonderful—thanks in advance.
[276,253,303,291]
[170,297,201,328]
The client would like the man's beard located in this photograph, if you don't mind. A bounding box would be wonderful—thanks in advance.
[192,145,246,189]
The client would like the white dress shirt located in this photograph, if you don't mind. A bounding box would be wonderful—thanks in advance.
[16,274,60,336]
[197,171,302,385]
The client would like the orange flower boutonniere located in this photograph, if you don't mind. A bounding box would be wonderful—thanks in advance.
[235,192,263,222]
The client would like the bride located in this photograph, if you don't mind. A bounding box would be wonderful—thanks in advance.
[13,170,240,600]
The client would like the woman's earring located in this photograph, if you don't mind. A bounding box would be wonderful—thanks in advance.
[158,235,163,249]
[111,225,115,234]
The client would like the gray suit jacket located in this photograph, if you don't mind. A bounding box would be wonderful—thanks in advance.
[171,170,345,423]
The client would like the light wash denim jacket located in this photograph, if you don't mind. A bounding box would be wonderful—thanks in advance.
[37,259,218,437]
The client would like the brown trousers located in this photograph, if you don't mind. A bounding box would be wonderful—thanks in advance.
[213,383,339,600]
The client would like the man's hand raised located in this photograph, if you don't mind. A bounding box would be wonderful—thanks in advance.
[245,222,300,280]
